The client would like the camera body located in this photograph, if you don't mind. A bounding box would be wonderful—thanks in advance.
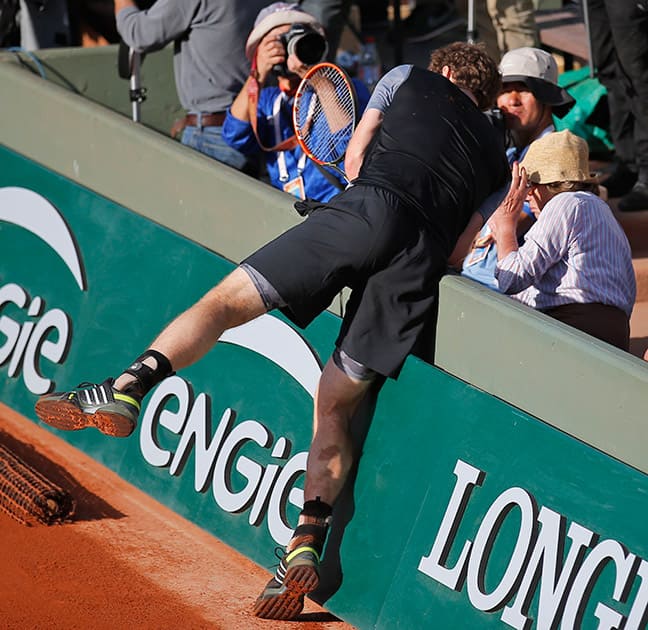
[272,22,328,76]
[484,107,512,146]
[484,107,505,132]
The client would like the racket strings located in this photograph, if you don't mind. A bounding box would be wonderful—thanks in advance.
[294,66,356,164]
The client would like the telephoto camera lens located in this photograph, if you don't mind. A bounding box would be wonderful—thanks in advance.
[288,31,327,65]
[273,23,328,76]
[284,23,328,65]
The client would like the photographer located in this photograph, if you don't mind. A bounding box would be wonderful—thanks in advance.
[223,2,369,203]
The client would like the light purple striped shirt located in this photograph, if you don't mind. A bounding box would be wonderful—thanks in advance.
[495,191,636,316]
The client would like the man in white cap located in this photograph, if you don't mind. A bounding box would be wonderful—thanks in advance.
[461,47,575,290]
[497,47,574,157]
[223,2,369,203]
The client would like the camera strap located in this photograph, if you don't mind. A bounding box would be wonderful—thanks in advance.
[247,63,298,153]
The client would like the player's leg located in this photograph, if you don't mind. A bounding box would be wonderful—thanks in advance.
[306,354,373,504]
[253,354,373,620]
[34,267,267,437]
[121,266,266,380]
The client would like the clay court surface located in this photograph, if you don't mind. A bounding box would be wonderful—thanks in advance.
[0,403,355,630]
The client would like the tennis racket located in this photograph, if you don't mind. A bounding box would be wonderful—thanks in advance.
[292,62,359,184]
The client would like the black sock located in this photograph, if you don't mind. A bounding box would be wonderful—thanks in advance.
[301,498,333,522]
[287,498,333,556]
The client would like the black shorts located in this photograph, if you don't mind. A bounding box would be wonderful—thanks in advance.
[243,185,446,378]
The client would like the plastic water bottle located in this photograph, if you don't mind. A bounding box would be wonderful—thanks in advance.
[358,36,381,92]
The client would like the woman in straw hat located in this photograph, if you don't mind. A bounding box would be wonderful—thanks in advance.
[489,130,636,350]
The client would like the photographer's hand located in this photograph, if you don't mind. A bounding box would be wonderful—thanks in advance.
[255,33,287,84]
[230,30,286,124]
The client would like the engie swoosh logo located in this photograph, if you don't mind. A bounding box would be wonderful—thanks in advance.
[0,187,320,396]
[220,315,322,398]
[0,187,86,291]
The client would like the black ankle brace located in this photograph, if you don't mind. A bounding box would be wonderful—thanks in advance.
[286,499,333,556]
[301,498,333,521]
[122,349,174,397]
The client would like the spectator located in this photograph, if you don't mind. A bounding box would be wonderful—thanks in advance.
[485,0,538,58]
[68,0,120,47]
[115,0,267,173]
[17,0,72,49]
[34,42,510,621]
[456,0,500,61]
[223,2,369,203]
[588,0,648,211]
[489,130,636,350]
[461,47,575,289]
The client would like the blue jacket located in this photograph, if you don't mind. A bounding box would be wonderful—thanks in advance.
[223,79,370,202]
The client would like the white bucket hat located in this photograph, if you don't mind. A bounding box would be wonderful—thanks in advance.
[499,47,575,116]
[245,2,324,60]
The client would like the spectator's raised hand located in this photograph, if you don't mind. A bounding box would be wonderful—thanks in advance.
[488,162,528,259]
[489,163,527,231]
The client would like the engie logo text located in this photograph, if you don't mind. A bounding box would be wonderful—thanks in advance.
[0,187,85,395]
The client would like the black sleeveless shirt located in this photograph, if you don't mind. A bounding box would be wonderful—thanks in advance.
[354,67,510,254]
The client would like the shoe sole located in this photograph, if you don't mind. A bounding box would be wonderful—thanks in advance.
[253,565,319,620]
[35,399,134,438]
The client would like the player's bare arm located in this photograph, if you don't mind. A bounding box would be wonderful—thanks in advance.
[448,211,484,269]
[344,108,383,181]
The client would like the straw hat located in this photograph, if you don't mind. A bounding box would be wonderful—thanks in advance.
[499,47,575,116]
[521,130,597,184]
[245,2,324,60]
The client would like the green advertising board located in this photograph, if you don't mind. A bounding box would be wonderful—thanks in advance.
[1,145,646,629]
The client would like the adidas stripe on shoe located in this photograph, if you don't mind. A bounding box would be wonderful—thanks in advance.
[35,379,140,438]
[253,544,320,620]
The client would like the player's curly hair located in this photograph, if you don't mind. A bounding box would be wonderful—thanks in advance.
[428,42,501,110]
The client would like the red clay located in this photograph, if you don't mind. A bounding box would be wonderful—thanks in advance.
[0,403,355,630]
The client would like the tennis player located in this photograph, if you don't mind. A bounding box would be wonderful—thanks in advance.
[35,42,510,620]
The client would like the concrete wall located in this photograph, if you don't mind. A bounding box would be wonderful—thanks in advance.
[3,44,182,135]
[436,275,648,475]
